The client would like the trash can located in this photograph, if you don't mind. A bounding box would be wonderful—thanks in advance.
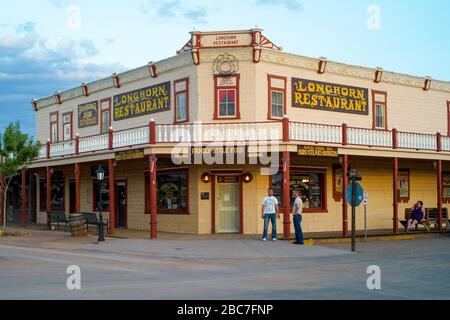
[69,214,87,237]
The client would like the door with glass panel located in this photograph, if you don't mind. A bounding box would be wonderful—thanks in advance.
[216,176,240,233]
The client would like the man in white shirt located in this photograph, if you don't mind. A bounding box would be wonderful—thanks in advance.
[261,188,280,241]
[292,190,304,245]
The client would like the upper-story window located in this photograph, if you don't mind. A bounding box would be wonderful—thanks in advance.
[62,112,72,141]
[174,78,189,123]
[100,98,111,134]
[50,112,58,143]
[372,91,387,130]
[267,75,287,120]
[214,75,240,120]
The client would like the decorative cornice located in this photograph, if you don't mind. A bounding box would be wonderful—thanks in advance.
[262,49,450,93]
[34,52,193,110]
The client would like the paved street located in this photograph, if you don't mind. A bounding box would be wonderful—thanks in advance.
[0,230,449,300]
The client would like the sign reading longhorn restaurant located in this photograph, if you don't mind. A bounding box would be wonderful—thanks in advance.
[292,78,369,115]
[113,81,170,121]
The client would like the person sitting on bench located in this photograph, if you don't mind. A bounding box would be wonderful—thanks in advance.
[406,201,426,231]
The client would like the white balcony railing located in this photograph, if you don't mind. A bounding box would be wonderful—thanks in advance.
[157,122,283,143]
[36,121,449,160]
[79,134,109,153]
[50,140,76,157]
[289,122,342,144]
[348,127,392,147]
[397,132,436,150]
[113,126,149,149]
[442,136,450,152]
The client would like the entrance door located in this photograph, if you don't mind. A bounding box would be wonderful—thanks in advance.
[69,181,76,213]
[216,176,240,233]
[115,182,127,228]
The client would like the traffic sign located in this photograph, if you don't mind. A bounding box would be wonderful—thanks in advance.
[346,182,364,207]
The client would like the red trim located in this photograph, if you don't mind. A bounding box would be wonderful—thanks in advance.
[437,160,443,230]
[212,173,243,234]
[342,155,348,236]
[392,128,398,149]
[149,156,157,238]
[342,123,348,146]
[108,159,116,234]
[396,168,410,203]
[50,112,59,143]
[75,163,80,213]
[267,75,287,120]
[46,167,51,229]
[100,98,112,134]
[332,164,342,202]
[211,174,216,234]
[149,121,156,144]
[62,111,73,141]
[213,74,240,120]
[282,152,291,239]
[393,157,399,233]
[372,90,388,130]
[447,101,450,136]
[173,78,190,124]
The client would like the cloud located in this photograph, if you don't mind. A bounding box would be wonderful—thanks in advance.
[0,22,123,137]
[255,0,304,11]
[141,0,207,24]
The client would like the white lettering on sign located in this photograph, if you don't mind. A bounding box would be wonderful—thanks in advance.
[201,33,252,48]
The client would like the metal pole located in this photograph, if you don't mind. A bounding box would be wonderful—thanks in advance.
[97,181,105,242]
[351,177,356,252]
[364,204,367,241]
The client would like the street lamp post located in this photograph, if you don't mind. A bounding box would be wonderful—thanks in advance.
[96,166,105,242]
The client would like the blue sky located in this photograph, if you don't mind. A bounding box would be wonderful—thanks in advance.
[1,0,449,137]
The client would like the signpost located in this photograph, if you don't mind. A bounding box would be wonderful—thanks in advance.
[345,170,363,252]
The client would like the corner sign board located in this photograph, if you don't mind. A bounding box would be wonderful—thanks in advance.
[115,149,145,161]
[298,145,338,157]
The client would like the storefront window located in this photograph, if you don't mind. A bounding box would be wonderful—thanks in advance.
[39,178,64,211]
[93,181,110,211]
[157,171,188,213]
[271,170,326,211]
[443,172,450,202]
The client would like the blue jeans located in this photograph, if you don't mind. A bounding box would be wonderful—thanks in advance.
[293,215,304,244]
[263,214,277,239]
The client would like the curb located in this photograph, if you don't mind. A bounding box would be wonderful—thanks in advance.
[303,232,445,245]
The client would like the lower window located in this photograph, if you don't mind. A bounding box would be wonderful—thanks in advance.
[271,170,326,212]
[93,181,110,211]
[39,178,65,211]
[157,171,188,213]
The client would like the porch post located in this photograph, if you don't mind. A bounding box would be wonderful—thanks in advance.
[108,159,116,235]
[75,163,81,212]
[393,157,399,233]
[282,151,291,240]
[342,154,349,236]
[149,155,158,239]
[437,160,443,231]
[21,170,27,227]
[46,166,51,229]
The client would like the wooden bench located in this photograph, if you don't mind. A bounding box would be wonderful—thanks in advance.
[50,212,69,231]
[400,208,448,231]
[80,212,109,234]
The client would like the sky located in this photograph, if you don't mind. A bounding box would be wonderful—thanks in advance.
[0,0,449,137]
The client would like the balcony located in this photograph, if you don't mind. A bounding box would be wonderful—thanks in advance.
[37,120,449,160]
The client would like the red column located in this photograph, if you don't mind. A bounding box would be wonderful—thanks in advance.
[392,128,398,149]
[75,163,80,212]
[108,159,116,235]
[282,116,290,142]
[109,128,114,150]
[149,120,156,145]
[342,155,349,236]
[393,157,399,233]
[21,170,27,227]
[149,155,158,239]
[342,123,348,146]
[282,151,291,240]
[437,132,442,152]
[437,160,443,231]
[46,167,51,229]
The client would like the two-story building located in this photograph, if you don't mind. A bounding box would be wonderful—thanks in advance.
[3,28,450,238]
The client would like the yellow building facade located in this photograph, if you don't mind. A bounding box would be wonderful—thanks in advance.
[7,28,450,238]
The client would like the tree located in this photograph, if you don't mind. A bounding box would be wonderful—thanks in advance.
[0,121,41,231]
